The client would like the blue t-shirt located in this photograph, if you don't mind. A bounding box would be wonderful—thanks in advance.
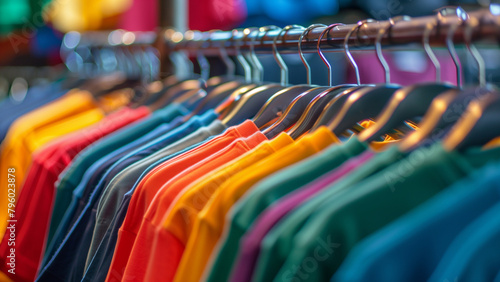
[333,161,500,282]
[495,270,500,282]
[429,202,500,282]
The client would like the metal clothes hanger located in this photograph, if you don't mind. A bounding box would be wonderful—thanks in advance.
[325,18,409,136]
[441,13,500,151]
[139,47,192,106]
[174,29,249,111]
[442,91,500,151]
[252,24,320,128]
[110,45,161,107]
[147,30,211,111]
[170,30,222,106]
[287,23,359,139]
[220,26,286,126]
[358,13,457,143]
[185,29,260,118]
[233,28,253,84]
[147,29,212,104]
[262,24,334,138]
[246,27,264,84]
[79,44,141,97]
[151,29,241,111]
[308,20,382,134]
[147,76,205,111]
[65,31,162,98]
[216,27,263,117]
[196,31,211,82]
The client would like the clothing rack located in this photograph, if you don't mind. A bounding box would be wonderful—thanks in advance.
[71,8,499,53]
[165,8,500,56]
[64,7,500,79]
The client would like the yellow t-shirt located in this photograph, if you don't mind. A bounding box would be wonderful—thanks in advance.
[172,126,340,282]
[0,90,104,240]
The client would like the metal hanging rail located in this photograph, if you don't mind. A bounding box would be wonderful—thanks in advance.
[62,6,500,79]
[163,8,500,56]
[67,8,500,55]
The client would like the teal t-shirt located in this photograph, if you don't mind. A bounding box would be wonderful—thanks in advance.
[494,270,500,282]
[429,202,500,282]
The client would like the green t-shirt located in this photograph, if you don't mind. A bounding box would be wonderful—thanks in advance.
[270,143,500,282]
[206,137,369,282]
[253,144,406,282]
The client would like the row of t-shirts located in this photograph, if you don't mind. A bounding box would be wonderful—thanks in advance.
[0,82,143,282]
[0,80,499,282]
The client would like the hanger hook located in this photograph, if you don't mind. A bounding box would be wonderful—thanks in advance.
[376,16,411,84]
[175,29,194,77]
[246,27,267,83]
[464,13,486,87]
[241,28,259,83]
[272,25,304,86]
[344,19,376,86]
[317,23,345,86]
[256,25,280,84]
[232,29,251,82]
[196,30,210,81]
[437,6,468,88]
[300,24,326,85]
[209,29,236,78]
[422,17,441,83]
